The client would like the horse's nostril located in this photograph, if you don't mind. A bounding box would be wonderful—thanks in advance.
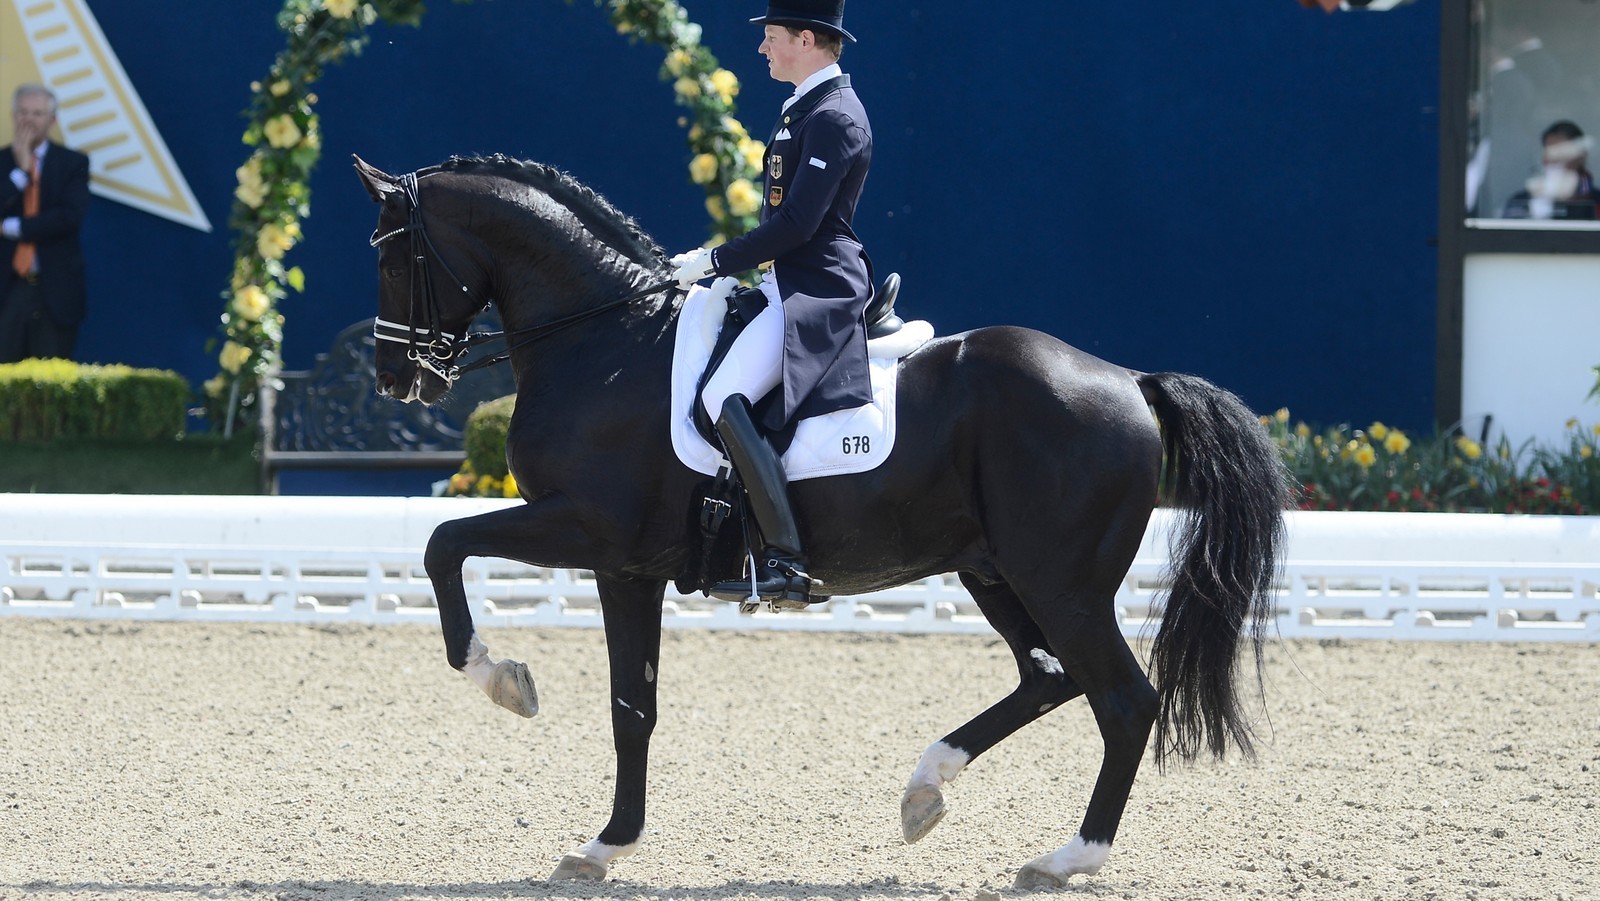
[377,372,396,395]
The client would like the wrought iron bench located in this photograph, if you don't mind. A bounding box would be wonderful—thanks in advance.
[258,317,514,494]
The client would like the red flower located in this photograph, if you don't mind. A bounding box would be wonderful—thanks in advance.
[1386,490,1401,503]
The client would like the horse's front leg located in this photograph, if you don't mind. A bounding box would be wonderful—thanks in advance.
[423,496,600,716]
[551,574,665,881]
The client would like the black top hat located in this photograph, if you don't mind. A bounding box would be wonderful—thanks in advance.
[751,1,856,43]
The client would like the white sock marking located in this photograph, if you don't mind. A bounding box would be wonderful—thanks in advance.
[576,836,640,865]
[909,740,971,790]
[461,633,497,693]
[1030,647,1064,674]
[1026,834,1111,879]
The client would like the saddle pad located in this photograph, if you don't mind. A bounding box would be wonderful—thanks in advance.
[670,278,935,480]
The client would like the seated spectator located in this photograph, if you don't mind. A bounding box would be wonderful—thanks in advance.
[1501,120,1600,221]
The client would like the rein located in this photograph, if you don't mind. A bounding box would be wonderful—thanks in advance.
[370,170,678,384]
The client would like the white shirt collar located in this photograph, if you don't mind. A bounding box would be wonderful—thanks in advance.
[783,63,843,112]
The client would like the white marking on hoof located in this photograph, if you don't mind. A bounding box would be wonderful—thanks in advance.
[549,838,637,881]
[461,634,539,718]
[901,741,970,843]
[1014,835,1111,888]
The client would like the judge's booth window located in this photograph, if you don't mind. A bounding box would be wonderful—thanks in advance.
[1467,0,1600,224]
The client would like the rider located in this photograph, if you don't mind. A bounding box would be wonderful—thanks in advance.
[671,0,875,607]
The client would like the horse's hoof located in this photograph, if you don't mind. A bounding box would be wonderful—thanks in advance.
[1013,862,1068,890]
[488,659,539,718]
[900,784,946,843]
[549,853,608,881]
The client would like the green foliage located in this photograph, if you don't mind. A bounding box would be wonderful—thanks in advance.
[1265,410,1599,515]
[462,394,516,481]
[0,435,259,494]
[0,360,188,443]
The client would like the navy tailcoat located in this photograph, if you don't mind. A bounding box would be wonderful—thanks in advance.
[711,74,875,431]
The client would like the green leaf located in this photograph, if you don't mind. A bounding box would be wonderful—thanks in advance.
[286,266,306,293]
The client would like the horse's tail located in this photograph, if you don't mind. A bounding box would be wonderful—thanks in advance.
[1137,371,1291,768]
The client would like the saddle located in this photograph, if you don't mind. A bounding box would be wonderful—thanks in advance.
[690,273,905,447]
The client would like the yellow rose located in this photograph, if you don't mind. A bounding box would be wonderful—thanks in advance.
[256,222,297,260]
[709,69,739,104]
[665,49,693,77]
[263,114,302,149]
[203,376,227,398]
[1454,436,1482,460]
[269,79,292,97]
[723,116,748,140]
[1354,445,1377,468]
[1382,429,1410,455]
[1368,422,1389,441]
[324,0,359,18]
[689,153,718,185]
[705,195,726,220]
[233,284,271,322]
[738,137,765,173]
[674,76,701,100]
[688,124,704,143]
[1274,408,1289,424]
[502,472,519,498]
[219,341,252,374]
[1294,422,1311,439]
[726,178,760,216]
[235,181,266,209]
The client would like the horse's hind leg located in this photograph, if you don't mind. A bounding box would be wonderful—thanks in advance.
[1012,597,1158,889]
[902,574,1083,843]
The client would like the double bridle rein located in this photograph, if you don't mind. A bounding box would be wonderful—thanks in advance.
[369,170,678,385]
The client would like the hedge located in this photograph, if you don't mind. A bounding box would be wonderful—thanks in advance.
[0,359,189,443]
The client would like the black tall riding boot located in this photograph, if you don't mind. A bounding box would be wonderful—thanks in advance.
[708,395,814,606]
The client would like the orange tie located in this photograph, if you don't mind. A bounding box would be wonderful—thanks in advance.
[12,156,40,277]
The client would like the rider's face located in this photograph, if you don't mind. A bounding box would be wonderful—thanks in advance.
[759,25,808,86]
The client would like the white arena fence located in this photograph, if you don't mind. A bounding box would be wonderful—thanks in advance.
[1,494,1597,642]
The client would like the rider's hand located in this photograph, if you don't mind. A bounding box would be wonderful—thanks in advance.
[670,247,715,289]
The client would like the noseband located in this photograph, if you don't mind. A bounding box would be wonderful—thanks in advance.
[370,170,680,385]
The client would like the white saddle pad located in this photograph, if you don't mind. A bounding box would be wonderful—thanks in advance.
[670,278,934,481]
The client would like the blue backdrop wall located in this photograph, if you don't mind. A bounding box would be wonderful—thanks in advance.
[65,1,1439,492]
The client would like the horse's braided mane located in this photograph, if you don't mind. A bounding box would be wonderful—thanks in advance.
[435,154,666,268]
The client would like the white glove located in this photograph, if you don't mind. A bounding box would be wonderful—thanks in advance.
[670,247,716,289]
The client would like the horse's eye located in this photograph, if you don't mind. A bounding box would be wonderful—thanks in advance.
[384,268,404,280]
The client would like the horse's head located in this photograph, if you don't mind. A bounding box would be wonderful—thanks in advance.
[354,155,490,404]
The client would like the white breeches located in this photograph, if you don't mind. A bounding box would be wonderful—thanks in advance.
[700,287,784,421]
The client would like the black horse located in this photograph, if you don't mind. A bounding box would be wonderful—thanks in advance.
[354,154,1290,888]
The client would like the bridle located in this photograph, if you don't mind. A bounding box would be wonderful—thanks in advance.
[369,170,679,385]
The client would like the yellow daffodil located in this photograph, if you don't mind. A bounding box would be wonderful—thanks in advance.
[1295,422,1311,439]
[726,178,760,216]
[219,341,252,374]
[263,114,302,149]
[1382,429,1411,455]
[1274,408,1289,424]
[325,0,359,18]
[689,153,718,185]
[233,284,271,322]
[1580,445,1593,459]
[1354,444,1377,468]
[1454,436,1482,460]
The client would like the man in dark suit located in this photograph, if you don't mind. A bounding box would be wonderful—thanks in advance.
[1,84,91,362]
[671,0,874,606]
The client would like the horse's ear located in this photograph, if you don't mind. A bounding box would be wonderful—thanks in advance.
[353,155,399,203]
